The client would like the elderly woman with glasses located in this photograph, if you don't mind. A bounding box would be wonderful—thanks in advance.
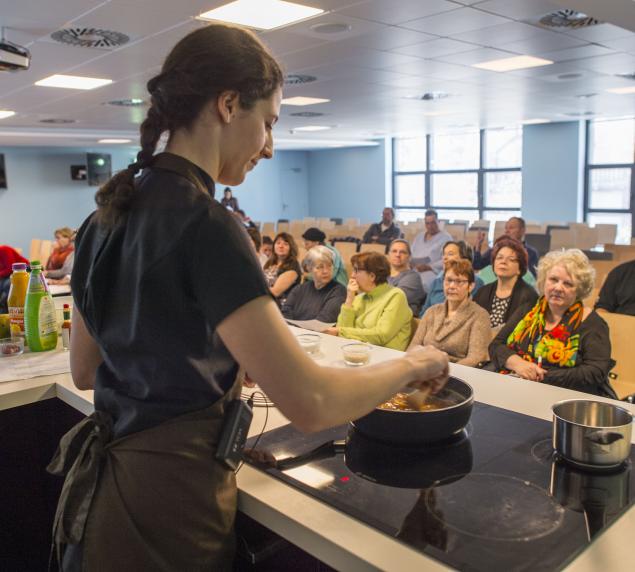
[409,259,491,366]
[473,236,538,329]
[281,245,347,323]
[488,249,615,397]
[324,251,412,350]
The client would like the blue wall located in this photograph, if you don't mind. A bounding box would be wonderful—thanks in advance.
[0,146,135,254]
[522,121,585,223]
[307,140,387,224]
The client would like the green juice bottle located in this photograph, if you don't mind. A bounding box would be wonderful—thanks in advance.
[24,260,58,352]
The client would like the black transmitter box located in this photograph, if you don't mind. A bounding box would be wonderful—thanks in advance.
[215,399,253,470]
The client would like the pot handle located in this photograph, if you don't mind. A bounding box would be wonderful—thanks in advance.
[585,431,624,446]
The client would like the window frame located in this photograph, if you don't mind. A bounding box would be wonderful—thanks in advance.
[392,130,522,219]
[583,119,635,242]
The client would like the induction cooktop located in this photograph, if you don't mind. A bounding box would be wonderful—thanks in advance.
[244,403,635,572]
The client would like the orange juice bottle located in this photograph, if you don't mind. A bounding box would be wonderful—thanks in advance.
[8,262,29,342]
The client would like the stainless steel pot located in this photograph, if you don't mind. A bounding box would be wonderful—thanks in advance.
[552,400,633,469]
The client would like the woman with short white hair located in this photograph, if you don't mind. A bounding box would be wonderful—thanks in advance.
[281,245,347,323]
[488,249,615,397]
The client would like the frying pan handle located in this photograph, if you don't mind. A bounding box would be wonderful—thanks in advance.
[585,431,624,446]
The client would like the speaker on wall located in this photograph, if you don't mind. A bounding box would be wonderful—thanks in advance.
[87,153,111,186]
[0,154,7,189]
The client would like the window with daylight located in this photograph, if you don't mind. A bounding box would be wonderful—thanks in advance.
[392,128,522,223]
[585,118,635,244]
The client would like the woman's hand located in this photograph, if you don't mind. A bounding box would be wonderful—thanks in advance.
[345,278,359,305]
[403,345,450,394]
[323,327,339,336]
[507,355,547,381]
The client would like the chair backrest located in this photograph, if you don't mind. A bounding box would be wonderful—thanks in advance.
[359,243,387,255]
[277,221,290,233]
[590,260,619,290]
[334,241,359,276]
[260,222,275,238]
[39,240,53,264]
[583,287,599,309]
[525,234,551,259]
[444,224,466,241]
[549,228,574,251]
[605,244,635,263]
[594,224,617,245]
[597,310,635,400]
[29,239,42,262]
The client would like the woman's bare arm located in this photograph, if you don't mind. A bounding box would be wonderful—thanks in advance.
[70,307,103,390]
[270,270,298,298]
[218,296,448,433]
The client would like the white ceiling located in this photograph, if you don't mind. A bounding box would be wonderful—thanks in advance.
[0,0,634,149]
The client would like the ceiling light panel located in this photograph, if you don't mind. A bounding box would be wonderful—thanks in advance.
[198,0,324,31]
[98,138,132,144]
[0,110,16,119]
[35,74,113,90]
[293,125,331,131]
[607,86,635,94]
[521,118,551,125]
[472,55,554,72]
[282,96,330,106]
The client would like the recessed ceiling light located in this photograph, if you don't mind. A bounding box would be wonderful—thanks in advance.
[284,74,318,86]
[98,138,132,144]
[0,110,16,119]
[35,74,113,90]
[282,96,330,106]
[472,55,553,72]
[606,86,635,95]
[197,0,324,31]
[292,125,331,132]
[521,118,551,125]
[290,111,325,117]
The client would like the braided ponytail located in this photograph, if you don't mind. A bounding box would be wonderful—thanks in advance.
[94,23,283,227]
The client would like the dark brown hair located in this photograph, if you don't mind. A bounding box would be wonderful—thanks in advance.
[492,236,528,277]
[264,232,299,273]
[350,251,390,285]
[443,240,473,262]
[445,259,475,285]
[246,226,262,251]
[95,24,284,226]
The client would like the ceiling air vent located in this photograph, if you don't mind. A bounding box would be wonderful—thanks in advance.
[51,28,130,49]
[309,22,352,34]
[290,111,324,117]
[284,74,317,86]
[39,118,76,124]
[539,10,600,29]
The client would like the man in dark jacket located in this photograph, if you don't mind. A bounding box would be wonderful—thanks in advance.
[596,259,635,316]
[473,217,539,276]
[362,208,402,246]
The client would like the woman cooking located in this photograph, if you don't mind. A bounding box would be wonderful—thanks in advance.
[52,23,449,571]
[488,249,615,397]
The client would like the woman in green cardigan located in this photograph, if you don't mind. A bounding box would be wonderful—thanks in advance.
[325,251,412,350]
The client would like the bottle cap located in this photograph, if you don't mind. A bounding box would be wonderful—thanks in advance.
[12,263,27,272]
[63,304,70,309]
[30,260,42,269]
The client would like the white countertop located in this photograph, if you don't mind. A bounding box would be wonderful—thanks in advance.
[1,330,633,571]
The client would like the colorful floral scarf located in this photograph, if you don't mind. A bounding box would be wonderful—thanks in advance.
[505,296,583,369]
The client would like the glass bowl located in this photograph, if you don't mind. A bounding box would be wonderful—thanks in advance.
[342,342,371,366]
[0,337,24,357]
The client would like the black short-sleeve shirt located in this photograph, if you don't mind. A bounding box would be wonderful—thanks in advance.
[71,153,269,438]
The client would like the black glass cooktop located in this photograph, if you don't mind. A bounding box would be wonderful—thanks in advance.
[244,403,635,572]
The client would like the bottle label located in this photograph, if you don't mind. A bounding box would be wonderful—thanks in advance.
[38,296,58,338]
[9,306,25,334]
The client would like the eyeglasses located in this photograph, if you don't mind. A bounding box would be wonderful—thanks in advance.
[495,255,519,264]
[444,277,469,286]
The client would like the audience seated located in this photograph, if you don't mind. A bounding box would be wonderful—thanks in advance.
[409,259,490,367]
[0,245,29,313]
[596,259,635,316]
[281,246,346,323]
[387,239,425,316]
[488,249,615,397]
[263,232,302,305]
[362,207,402,246]
[411,209,452,294]
[477,234,537,288]
[260,235,273,265]
[220,187,239,211]
[473,237,538,329]
[474,217,538,276]
[421,240,484,315]
[45,227,74,278]
[302,227,347,287]
[325,251,412,350]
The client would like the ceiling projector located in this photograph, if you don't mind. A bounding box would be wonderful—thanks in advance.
[0,40,30,71]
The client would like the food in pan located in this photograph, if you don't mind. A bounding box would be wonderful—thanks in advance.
[378,392,452,412]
